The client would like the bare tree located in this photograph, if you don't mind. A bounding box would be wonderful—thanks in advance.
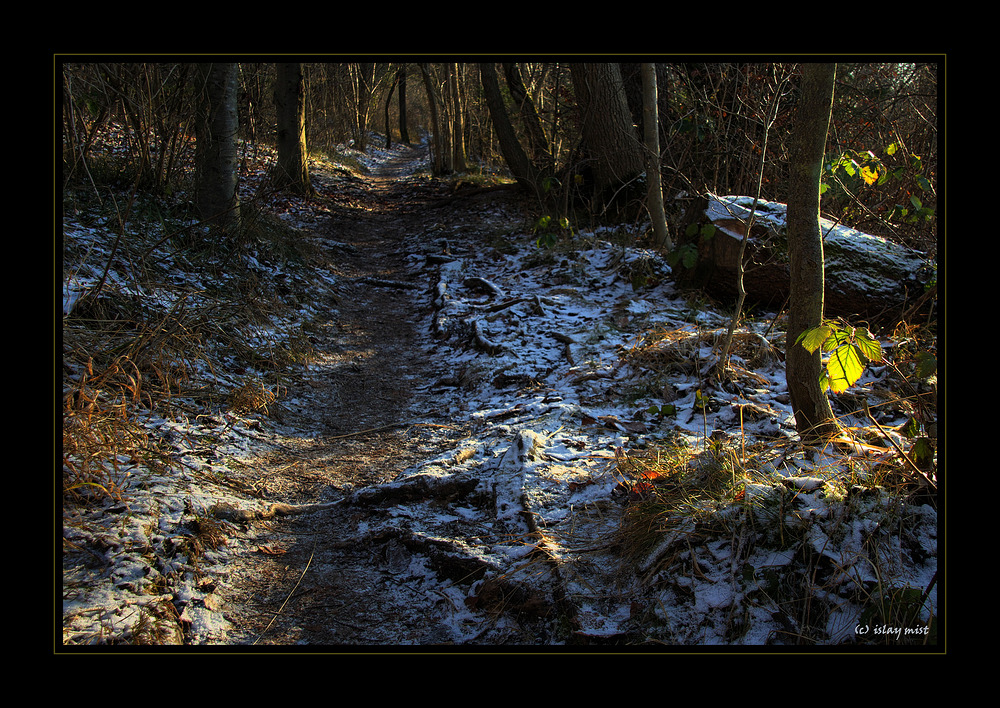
[479,62,540,193]
[446,63,467,172]
[421,63,449,175]
[502,62,554,177]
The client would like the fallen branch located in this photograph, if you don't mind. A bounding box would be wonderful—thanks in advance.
[348,474,481,506]
[359,276,422,290]
[464,276,504,299]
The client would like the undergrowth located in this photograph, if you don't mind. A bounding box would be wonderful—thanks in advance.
[606,316,937,646]
[62,178,324,510]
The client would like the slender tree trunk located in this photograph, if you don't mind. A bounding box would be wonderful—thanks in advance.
[448,63,467,172]
[421,63,447,175]
[786,63,840,444]
[398,67,410,144]
[502,62,553,176]
[641,63,670,250]
[195,62,240,228]
[384,70,397,149]
[480,62,539,194]
[273,62,313,196]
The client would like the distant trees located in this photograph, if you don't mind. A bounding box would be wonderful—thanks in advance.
[61,59,937,254]
[347,62,378,153]
[419,63,473,176]
[384,67,411,148]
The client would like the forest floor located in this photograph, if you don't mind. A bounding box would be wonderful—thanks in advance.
[213,145,520,646]
[61,138,939,652]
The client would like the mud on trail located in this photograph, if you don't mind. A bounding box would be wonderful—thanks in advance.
[215,147,525,646]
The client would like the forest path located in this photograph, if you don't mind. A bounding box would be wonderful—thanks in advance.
[215,144,490,646]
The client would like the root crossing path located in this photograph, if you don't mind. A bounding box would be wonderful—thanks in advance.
[215,146,526,646]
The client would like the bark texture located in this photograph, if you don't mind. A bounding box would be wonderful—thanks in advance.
[570,63,644,199]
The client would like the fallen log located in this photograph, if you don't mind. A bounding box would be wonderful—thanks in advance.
[675,195,935,323]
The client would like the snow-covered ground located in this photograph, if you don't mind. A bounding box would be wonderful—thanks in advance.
[61,136,938,649]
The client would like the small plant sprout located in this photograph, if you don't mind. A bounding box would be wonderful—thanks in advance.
[796,319,883,394]
[533,214,572,249]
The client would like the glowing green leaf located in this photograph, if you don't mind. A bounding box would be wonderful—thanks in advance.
[825,344,866,394]
[797,325,834,354]
[853,329,883,362]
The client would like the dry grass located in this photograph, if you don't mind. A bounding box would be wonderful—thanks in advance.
[61,353,165,504]
[61,195,329,509]
[625,324,779,372]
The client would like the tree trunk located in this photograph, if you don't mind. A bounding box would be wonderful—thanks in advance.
[570,63,644,207]
[641,63,671,250]
[421,63,448,175]
[272,62,313,196]
[785,63,839,444]
[447,63,467,172]
[195,62,240,228]
[398,67,410,144]
[480,62,540,194]
[502,62,554,177]
[384,69,397,149]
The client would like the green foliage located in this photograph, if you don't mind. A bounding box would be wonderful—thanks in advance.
[666,223,716,270]
[888,194,936,226]
[667,243,698,270]
[796,319,883,394]
[822,149,883,194]
[915,351,937,379]
[534,214,572,249]
[693,222,718,243]
[646,403,678,418]
[822,144,936,226]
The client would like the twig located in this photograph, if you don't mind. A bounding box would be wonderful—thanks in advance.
[252,540,316,645]
[862,400,936,491]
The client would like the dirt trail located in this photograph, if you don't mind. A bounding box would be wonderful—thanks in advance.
[216,146,481,646]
